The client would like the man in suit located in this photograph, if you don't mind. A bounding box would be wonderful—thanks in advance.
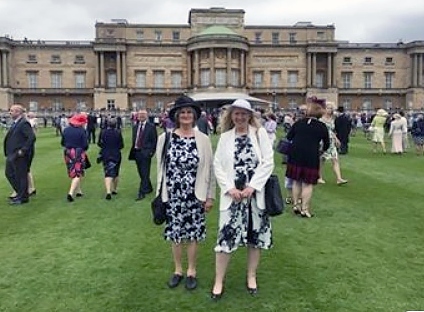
[86,111,98,144]
[3,104,36,205]
[196,111,210,135]
[129,109,158,200]
[334,106,352,155]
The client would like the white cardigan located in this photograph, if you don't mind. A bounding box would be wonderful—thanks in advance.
[214,126,274,211]
[156,129,216,202]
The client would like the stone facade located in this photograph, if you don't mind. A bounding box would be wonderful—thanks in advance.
[0,7,423,112]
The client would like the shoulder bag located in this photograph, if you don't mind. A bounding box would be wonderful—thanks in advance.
[151,132,171,225]
[256,129,284,216]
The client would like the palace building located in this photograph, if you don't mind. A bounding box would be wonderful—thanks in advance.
[0,7,423,112]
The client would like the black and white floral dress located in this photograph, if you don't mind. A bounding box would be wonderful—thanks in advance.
[214,134,272,253]
[164,133,205,243]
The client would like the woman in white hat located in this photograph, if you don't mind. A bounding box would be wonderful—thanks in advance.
[211,99,274,299]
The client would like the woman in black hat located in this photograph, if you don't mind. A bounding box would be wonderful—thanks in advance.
[155,95,215,291]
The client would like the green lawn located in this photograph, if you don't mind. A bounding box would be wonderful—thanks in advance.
[0,127,423,312]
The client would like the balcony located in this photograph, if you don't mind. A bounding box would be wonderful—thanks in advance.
[13,88,93,95]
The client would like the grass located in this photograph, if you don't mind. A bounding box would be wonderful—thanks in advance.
[0,127,423,312]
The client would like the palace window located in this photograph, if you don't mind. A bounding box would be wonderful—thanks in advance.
[136,30,144,41]
[172,31,180,41]
[51,55,61,64]
[231,69,240,86]
[287,71,298,88]
[107,71,117,88]
[384,98,393,110]
[342,72,352,88]
[171,71,182,89]
[27,71,38,88]
[155,30,162,42]
[385,57,394,65]
[51,71,62,88]
[316,72,324,88]
[289,32,297,44]
[254,32,262,44]
[52,99,63,111]
[364,72,373,88]
[364,57,373,65]
[270,71,280,88]
[135,71,147,88]
[74,55,85,64]
[385,72,394,89]
[27,54,37,64]
[153,71,164,88]
[215,69,226,87]
[272,32,279,45]
[342,57,352,64]
[253,71,263,88]
[200,69,210,87]
[74,72,86,88]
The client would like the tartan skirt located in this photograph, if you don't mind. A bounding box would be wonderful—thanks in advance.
[285,163,319,185]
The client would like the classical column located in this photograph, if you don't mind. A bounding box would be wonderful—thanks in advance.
[122,52,127,87]
[240,50,245,87]
[412,54,418,87]
[418,53,423,87]
[327,53,332,87]
[332,54,337,88]
[306,52,311,87]
[100,52,105,88]
[2,51,9,87]
[312,53,317,87]
[0,51,3,87]
[186,52,192,87]
[95,52,100,87]
[210,48,215,87]
[227,48,232,87]
[116,52,121,87]
[194,50,199,87]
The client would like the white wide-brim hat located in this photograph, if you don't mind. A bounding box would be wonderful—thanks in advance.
[230,99,255,112]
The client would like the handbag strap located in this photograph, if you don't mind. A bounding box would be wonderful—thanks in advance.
[158,132,171,194]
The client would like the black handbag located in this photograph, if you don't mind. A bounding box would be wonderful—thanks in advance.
[276,138,292,155]
[255,130,284,217]
[151,132,171,225]
[264,174,284,216]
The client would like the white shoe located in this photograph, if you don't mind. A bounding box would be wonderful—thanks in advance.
[317,178,326,184]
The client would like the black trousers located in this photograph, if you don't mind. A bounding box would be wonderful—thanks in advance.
[5,154,29,200]
[134,150,153,196]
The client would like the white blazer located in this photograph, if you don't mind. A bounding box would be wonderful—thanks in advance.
[156,129,216,202]
[214,125,274,211]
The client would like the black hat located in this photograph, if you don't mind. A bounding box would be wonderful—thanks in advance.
[169,96,201,122]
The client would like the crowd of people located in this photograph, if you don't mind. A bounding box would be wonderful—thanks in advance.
[2,97,424,301]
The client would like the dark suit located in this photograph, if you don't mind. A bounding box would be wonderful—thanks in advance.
[334,113,352,154]
[129,121,157,197]
[3,117,36,201]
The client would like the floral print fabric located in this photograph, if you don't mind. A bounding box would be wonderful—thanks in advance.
[214,134,272,253]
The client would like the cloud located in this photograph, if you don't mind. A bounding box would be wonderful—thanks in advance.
[0,0,423,42]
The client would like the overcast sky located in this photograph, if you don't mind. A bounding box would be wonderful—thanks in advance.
[0,0,423,43]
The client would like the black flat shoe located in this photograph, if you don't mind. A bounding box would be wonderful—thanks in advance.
[76,193,83,197]
[67,194,74,202]
[111,191,118,195]
[167,274,183,288]
[210,289,224,301]
[247,287,257,295]
[185,276,197,290]
[105,194,112,200]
